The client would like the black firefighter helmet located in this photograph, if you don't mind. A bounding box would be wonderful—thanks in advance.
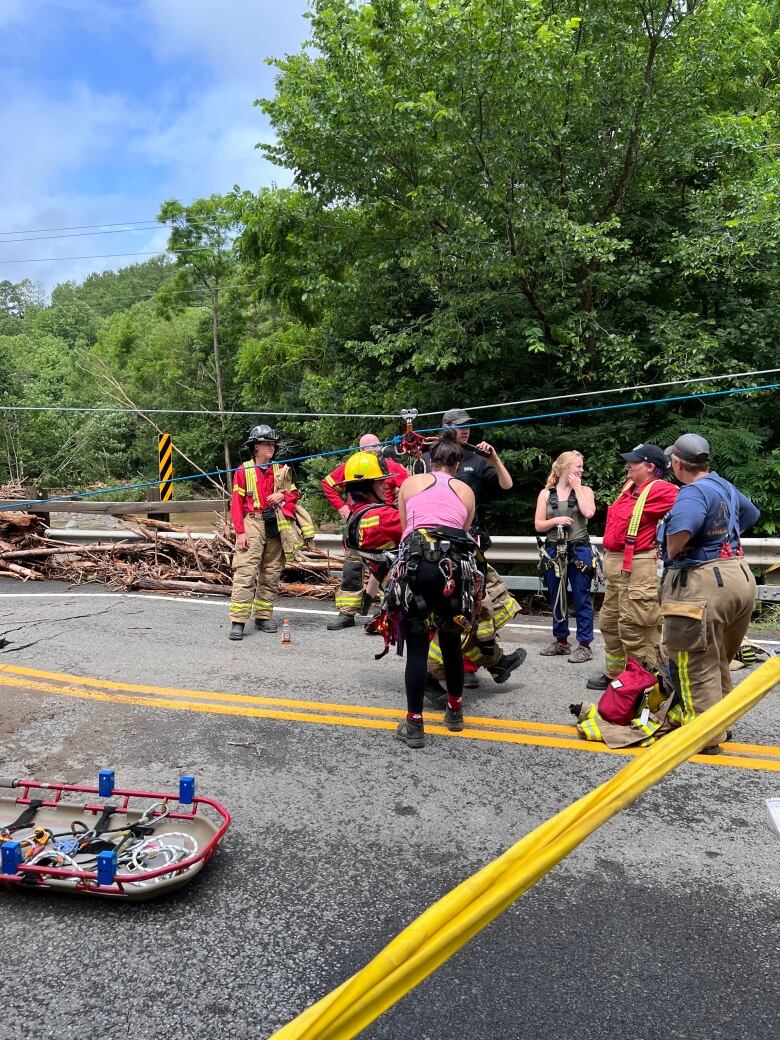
[242,423,281,457]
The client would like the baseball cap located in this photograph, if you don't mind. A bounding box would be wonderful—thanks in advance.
[442,407,472,427]
[619,443,670,471]
[665,433,710,464]
[359,433,381,450]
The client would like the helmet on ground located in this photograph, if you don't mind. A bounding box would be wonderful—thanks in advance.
[342,451,389,484]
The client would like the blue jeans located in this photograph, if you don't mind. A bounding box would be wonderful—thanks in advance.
[543,544,594,645]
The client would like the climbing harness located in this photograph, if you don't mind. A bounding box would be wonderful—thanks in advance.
[373,527,485,660]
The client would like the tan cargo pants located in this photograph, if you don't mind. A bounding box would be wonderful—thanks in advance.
[428,564,520,679]
[335,549,365,617]
[599,550,660,678]
[659,557,755,745]
[229,514,285,623]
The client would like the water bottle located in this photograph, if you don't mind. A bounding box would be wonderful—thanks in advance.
[281,618,292,646]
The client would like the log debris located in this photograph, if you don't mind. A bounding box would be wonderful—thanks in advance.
[0,511,343,600]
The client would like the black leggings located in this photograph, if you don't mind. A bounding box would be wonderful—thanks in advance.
[403,559,464,715]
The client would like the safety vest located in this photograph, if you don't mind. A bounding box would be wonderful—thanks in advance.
[621,479,658,574]
[242,460,281,510]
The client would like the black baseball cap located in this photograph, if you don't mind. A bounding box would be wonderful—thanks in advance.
[619,443,669,471]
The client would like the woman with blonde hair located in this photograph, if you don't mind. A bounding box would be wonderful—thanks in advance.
[534,450,596,663]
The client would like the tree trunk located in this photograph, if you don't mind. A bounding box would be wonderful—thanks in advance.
[212,285,232,492]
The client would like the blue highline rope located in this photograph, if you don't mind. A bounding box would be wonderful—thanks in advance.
[3,381,778,511]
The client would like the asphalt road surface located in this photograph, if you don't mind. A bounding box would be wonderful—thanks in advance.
[0,578,778,1040]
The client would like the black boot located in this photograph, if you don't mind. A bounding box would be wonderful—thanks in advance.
[327,613,355,631]
[586,673,611,691]
[489,648,528,684]
[424,676,448,710]
[255,618,278,634]
[229,622,245,641]
[359,590,377,616]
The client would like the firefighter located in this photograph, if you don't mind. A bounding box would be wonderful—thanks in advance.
[228,424,298,640]
[586,443,678,691]
[323,434,408,629]
[421,407,525,702]
[659,434,759,752]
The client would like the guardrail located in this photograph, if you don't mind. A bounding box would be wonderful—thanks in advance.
[29,527,780,603]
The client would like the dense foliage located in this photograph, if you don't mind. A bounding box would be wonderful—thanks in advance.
[1,0,779,532]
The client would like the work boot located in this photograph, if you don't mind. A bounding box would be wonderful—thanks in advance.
[586,672,611,691]
[489,648,528,684]
[424,676,448,710]
[228,622,245,641]
[444,706,464,732]
[540,639,571,657]
[327,613,355,631]
[255,618,278,634]
[568,644,593,664]
[395,718,425,748]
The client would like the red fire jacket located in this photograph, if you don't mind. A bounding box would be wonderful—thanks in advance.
[602,478,678,553]
[230,463,299,536]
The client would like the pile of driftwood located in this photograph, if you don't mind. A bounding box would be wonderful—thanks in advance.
[0,509,343,599]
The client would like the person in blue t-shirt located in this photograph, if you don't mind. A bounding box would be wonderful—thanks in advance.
[658,434,759,753]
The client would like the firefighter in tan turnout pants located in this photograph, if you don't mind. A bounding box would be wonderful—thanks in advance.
[587,443,678,692]
[228,425,299,641]
[659,434,759,753]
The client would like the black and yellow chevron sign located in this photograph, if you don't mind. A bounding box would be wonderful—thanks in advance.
[158,433,173,501]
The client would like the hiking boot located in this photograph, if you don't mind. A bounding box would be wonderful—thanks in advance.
[327,612,355,631]
[540,639,571,657]
[395,718,425,748]
[444,706,464,732]
[424,677,448,710]
[255,618,278,634]
[489,648,527,684]
[568,644,593,664]
[586,672,611,691]
[228,622,245,641]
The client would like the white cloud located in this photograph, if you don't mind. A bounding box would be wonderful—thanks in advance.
[0,2,309,292]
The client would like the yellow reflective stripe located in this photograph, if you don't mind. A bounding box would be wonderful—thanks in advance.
[336,592,363,608]
[243,461,261,510]
[605,652,625,669]
[465,645,485,665]
[325,474,337,487]
[300,524,315,538]
[254,599,274,609]
[627,481,657,538]
[476,619,495,639]
[578,705,603,742]
[360,516,381,528]
[234,487,247,497]
[677,651,696,725]
[492,599,517,630]
[428,642,444,665]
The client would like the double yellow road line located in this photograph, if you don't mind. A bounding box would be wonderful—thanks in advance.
[1,662,778,772]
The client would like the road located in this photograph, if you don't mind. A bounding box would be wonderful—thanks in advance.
[0,578,778,1040]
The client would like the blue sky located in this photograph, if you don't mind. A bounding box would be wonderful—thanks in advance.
[0,0,311,292]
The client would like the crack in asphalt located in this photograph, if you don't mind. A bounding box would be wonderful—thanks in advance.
[0,605,117,644]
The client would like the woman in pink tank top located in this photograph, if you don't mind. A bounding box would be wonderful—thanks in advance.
[394,431,476,749]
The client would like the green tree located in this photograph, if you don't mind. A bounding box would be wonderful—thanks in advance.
[250,0,780,531]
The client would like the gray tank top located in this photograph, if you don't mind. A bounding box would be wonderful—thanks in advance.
[545,487,589,542]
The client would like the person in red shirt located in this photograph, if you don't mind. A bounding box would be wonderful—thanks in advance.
[323,434,408,629]
[228,424,299,641]
[586,443,678,690]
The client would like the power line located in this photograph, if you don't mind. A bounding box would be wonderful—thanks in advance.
[0,217,237,236]
[431,367,780,417]
[0,368,776,419]
[0,227,162,244]
[4,381,778,511]
[0,247,219,265]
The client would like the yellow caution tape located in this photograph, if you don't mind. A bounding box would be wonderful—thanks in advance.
[270,657,780,1040]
